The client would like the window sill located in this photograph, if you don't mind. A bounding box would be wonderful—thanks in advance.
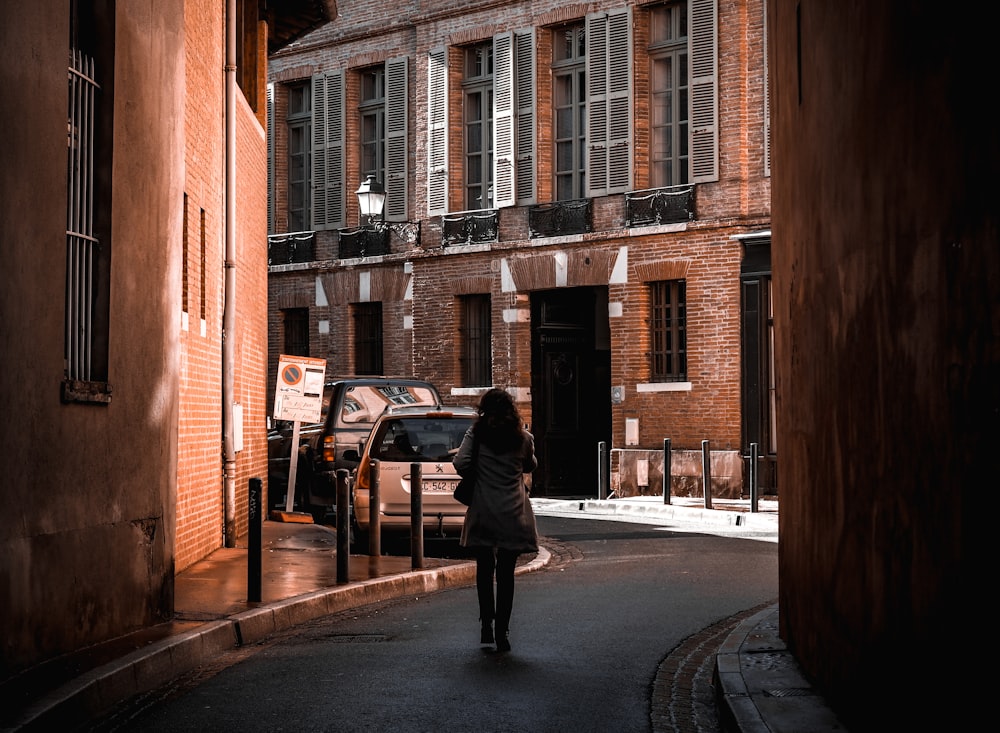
[636,381,691,393]
[61,379,113,404]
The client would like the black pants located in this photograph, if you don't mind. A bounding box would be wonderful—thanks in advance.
[474,547,519,632]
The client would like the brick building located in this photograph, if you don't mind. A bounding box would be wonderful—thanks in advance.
[266,0,772,498]
[0,0,333,677]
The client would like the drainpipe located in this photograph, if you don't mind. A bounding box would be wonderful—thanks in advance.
[222,0,237,547]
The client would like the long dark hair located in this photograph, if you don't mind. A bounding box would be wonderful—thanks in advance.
[473,388,524,454]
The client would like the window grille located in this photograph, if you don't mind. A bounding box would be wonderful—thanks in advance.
[650,280,687,381]
[354,302,384,375]
[460,295,492,386]
[66,49,99,382]
[282,308,310,356]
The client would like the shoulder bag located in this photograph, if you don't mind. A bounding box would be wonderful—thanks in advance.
[453,435,478,506]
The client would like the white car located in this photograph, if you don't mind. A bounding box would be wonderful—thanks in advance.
[348,405,478,548]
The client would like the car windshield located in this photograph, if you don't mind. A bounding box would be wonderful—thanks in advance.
[373,417,473,462]
[339,385,440,426]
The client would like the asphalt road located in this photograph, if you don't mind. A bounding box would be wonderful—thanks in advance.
[93,516,778,733]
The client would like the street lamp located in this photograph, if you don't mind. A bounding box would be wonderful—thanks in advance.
[355,174,386,226]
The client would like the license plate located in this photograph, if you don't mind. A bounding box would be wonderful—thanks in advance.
[424,480,458,493]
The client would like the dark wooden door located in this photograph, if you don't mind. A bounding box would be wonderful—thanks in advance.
[531,287,611,497]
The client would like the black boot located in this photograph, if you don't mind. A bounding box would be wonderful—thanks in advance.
[481,620,494,645]
[495,626,510,653]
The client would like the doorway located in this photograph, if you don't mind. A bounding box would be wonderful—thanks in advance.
[740,236,777,494]
[530,287,611,497]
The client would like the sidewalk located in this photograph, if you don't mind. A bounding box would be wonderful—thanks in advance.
[2,495,846,733]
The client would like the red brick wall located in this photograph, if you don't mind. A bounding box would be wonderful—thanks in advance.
[177,4,271,570]
[178,1,226,570]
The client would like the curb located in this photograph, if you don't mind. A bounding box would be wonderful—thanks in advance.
[9,547,551,732]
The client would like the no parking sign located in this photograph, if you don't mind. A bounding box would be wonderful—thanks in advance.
[273,355,327,423]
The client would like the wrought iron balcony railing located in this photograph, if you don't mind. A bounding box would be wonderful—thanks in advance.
[337,221,420,259]
[441,209,499,246]
[528,199,592,238]
[338,226,390,259]
[625,184,696,227]
[267,231,316,265]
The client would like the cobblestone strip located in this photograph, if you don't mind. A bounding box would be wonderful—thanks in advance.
[651,602,773,733]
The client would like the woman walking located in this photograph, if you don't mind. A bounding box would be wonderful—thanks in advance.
[454,388,538,653]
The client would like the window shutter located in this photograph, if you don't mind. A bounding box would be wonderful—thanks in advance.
[267,83,275,233]
[514,28,536,204]
[586,12,609,196]
[690,0,718,183]
[426,47,448,216]
[586,7,633,198]
[386,56,409,220]
[493,32,515,209]
[607,8,632,192]
[312,70,345,230]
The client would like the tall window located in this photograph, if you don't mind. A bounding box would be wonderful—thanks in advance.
[553,23,586,201]
[282,308,309,356]
[360,65,385,186]
[287,82,312,231]
[65,0,113,397]
[460,295,492,386]
[354,303,384,375]
[464,43,494,210]
[650,280,687,381]
[649,3,690,186]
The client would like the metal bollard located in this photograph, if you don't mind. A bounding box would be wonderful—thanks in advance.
[597,441,608,499]
[369,459,381,556]
[662,439,672,505]
[248,477,262,602]
[336,469,350,583]
[410,462,424,569]
[701,439,713,509]
[749,443,759,513]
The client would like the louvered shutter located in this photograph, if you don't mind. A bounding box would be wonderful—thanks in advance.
[514,28,536,204]
[267,83,275,233]
[586,12,609,195]
[690,0,718,183]
[386,56,409,220]
[426,47,448,216]
[586,8,632,198]
[493,33,515,209]
[311,70,345,230]
[606,8,632,191]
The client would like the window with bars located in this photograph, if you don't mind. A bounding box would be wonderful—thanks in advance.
[287,82,312,232]
[282,308,310,357]
[464,43,494,210]
[649,2,690,186]
[65,0,113,400]
[553,22,586,201]
[649,280,687,381]
[353,302,384,375]
[460,294,492,387]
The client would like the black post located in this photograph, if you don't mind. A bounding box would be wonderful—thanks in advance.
[248,477,262,602]
[597,441,607,499]
[336,469,350,584]
[369,459,381,556]
[701,439,713,509]
[749,442,759,513]
[662,439,672,505]
[410,462,424,569]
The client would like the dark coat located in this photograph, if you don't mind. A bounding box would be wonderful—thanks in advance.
[455,426,538,553]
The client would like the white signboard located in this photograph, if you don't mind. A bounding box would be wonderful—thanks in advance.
[273,355,327,423]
